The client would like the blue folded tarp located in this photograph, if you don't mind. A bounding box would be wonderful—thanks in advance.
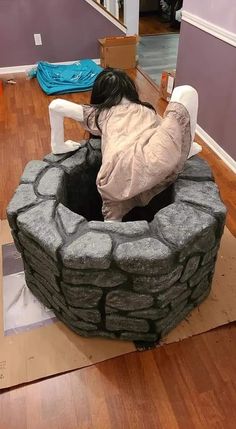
[34,59,102,95]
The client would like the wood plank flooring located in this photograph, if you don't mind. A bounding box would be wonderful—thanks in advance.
[139,14,179,36]
[0,68,236,429]
[138,34,180,86]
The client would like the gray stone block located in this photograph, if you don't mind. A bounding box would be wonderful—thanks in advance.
[24,249,60,291]
[52,295,77,320]
[61,283,103,308]
[191,276,210,300]
[11,231,23,252]
[33,271,60,294]
[51,289,64,304]
[114,238,174,275]
[120,332,157,342]
[17,200,63,261]
[105,306,119,314]
[153,202,217,255]
[89,331,117,339]
[61,147,87,173]
[189,262,215,288]
[128,307,169,320]
[174,180,227,222]
[87,143,102,167]
[20,160,48,183]
[57,204,85,235]
[89,139,101,150]
[155,283,188,308]
[133,265,183,293]
[53,311,93,337]
[44,152,73,163]
[7,184,38,229]
[68,308,101,323]
[18,232,60,275]
[170,289,191,309]
[37,167,65,199]
[201,244,219,265]
[64,316,98,332]
[180,255,201,283]
[161,303,194,337]
[180,229,216,262]
[192,287,211,306]
[62,267,127,288]
[155,299,189,333]
[31,274,56,306]
[62,232,112,269]
[27,281,53,309]
[64,326,116,339]
[89,220,149,237]
[106,315,150,332]
[106,290,153,311]
[178,156,213,181]
[25,272,53,309]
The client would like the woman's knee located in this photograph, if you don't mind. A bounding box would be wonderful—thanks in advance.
[49,98,69,113]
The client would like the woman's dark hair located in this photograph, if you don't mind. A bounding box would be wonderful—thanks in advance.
[88,68,155,131]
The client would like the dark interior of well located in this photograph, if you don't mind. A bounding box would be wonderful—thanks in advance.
[64,142,174,222]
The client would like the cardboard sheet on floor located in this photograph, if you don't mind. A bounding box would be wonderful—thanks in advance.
[0,220,235,389]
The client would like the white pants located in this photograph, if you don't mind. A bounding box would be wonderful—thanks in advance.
[49,99,84,154]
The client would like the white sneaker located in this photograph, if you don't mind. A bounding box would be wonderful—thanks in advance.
[170,85,199,143]
[188,141,202,159]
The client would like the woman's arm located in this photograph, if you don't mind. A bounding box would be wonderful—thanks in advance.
[49,99,85,154]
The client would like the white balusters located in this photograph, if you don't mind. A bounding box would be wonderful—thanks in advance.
[103,0,119,19]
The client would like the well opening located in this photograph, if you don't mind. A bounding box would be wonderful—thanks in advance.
[64,167,174,223]
[65,166,103,221]
[123,185,174,222]
[62,139,174,222]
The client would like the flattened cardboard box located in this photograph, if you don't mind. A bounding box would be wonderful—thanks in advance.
[0,220,136,389]
[1,220,236,389]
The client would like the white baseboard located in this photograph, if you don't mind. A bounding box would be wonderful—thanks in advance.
[0,59,101,75]
[196,124,236,174]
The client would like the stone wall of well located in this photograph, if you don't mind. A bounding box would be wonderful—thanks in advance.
[7,142,226,342]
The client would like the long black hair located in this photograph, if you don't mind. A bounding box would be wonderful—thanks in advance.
[88,68,155,132]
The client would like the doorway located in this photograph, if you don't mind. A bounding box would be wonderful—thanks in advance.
[139,0,182,36]
[138,0,183,86]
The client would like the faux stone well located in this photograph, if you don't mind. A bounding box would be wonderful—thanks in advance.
[7,139,226,342]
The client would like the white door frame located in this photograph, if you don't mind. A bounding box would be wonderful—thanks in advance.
[123,0,140,35]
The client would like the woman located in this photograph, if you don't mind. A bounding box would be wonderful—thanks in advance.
[49,68,199,220]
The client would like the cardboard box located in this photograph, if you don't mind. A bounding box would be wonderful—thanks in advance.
[98,36,138,69]
[160,70,176,102]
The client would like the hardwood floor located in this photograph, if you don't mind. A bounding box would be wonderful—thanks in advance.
[139,14,179,36]
[0,69,236,429]
[1,326,236,429]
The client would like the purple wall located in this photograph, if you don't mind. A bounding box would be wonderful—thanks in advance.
[0,0,124,67]
[184,0,236,33]
[176,21,236,161]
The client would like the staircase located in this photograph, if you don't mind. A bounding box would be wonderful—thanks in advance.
[95,0,123,23]
[85,0,140,36]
